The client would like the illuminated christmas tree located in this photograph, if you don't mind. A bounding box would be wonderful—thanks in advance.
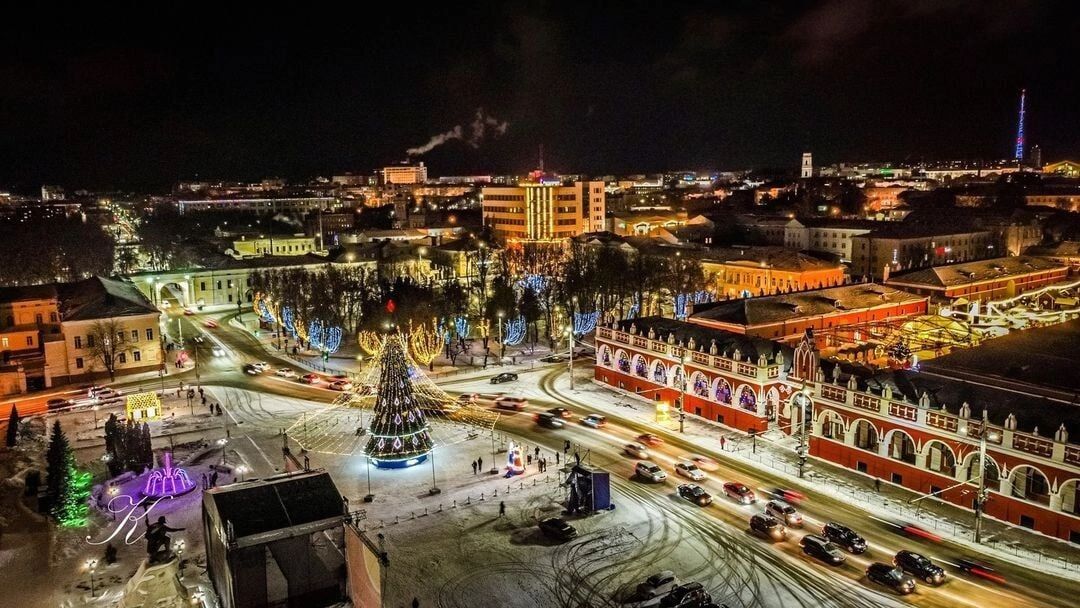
[45,421,90,527]
[365,334,434,468]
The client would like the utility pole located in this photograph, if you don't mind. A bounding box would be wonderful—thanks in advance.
[568,326,575,390]
[974,409,990,544]
[679,353,689,433]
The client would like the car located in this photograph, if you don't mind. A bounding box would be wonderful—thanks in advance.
[182,308,195,316]
[538,517,577,541]
[299,373,320,384]
[92,387,122,402]
[211,345,225,357]
[688,454,719,471]
[204,319,219,328]
[954,558,1007,585]
[821,522,867,554]
[329,380,354,391]
[494,396,528,410]
[276,368,297,378]
[46,398,72,411]
[636,433,664,447]
[635,461,667,483]
[894,550,946,585]
[887,520,943,543]
[624,443,650,459]
[580,414,607,428]
[765,501,803,527]
[547,407,572,419]
[749,514,787,541]
[243,364,260,376]
[722,482,756,505]
[768,487,806,504]
[252,362,270,372]
[490,372,518,384]
[677,483,712,506]
[658,582,708,608]
[674,460,706,481]
[332,373,349,380]
[540,354,566,363]
[799,535,846,565]
[636,570,678,599]
[534,412,565,429]
[457,393,479,404]
[865,563,916,595]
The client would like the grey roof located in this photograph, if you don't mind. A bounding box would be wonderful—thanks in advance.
[1027,241,1080,257]
[690,283,924,327]
[204,470,343,539]
[886,256,1066,289]
[58,277,159,321]
[613,316,792,367]
[701,246,841,271]
[0,283,59,303]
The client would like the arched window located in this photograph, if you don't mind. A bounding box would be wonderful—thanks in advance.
[963,454,999,487]
[738,386,757,412]
[1010,465,1051,506]
[819,410,846,441]
[600,346,612,367]
[714,379,732,404]
[924,441,956,477]
[617,352,631,373]
[886,430,917,464]
[652,360,668,385]
[691,372,710,397]
[852,420,879,451]
[633,355,648,378]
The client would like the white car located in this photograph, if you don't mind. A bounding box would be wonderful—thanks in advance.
[211,345,225,357]
[624,443,650,459]
[276,368,297,378]
[252,362,271,372]
[765,500,803,527]
[635,461,667,483]
[580,414,607,428]
[674,460,706,481]
[329,380,354,391]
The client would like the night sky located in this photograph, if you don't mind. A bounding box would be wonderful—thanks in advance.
[1,1,1076,191]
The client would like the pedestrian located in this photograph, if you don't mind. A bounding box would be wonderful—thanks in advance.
[477,456,483,471]
[471,460,477,475]
[720,436,726,451]
[564,440,571,454]
[498,501,506,517]
[874,478,881,492]
[201,395,207,406]
[198,387,204,397]
[210,471,219,488]
[534,446,540,460]
[527,453,532,466]
[555,452,560,465]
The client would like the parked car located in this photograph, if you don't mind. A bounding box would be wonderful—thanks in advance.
[722,482,756,505]
[490,372,518,384]
[243,364,260,376]
[47,398,72,411]
[865,563,916,595]
[624,443,650,459]
[211,345,225,357]
[580,414,606,428]
[893,550,946,585]
[276,368,297,378]
[799,535,846,565]
[821,522,867,554]
[765,501,803,527]
[636,570,678,599]
[547,407,572,419]
[538,517,577,541]
[659,582,708,608]
[674,460,706,481]
[534,412,565,429]
[252,362,270,372]
[635,461,667,483]
[299,373,320,384]
[749,514,787,541]
[688,454,719,471]
[677,483,712,506]
[329,380,353,391]
[636,433,664,447]
[495,396,528,410]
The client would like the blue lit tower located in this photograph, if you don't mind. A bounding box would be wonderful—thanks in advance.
[1014,89,1026,162]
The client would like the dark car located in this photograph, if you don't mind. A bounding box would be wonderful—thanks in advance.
[659,582,709,608]
[955,558,1007,585]
[799,534,846,565]
[749,514,787,541]
[538,517,577,541]
[866,563,916,595]
[243,364,261,376]
[547,407,572,419]
[534,412,565,429]
[894,550,945,585]
[46,398,72,411]
[677,483,713,506]
[540,354,566,363]
[491,372,519,384]
[821,522,867,553]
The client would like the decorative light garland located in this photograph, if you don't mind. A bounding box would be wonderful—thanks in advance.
[502,317,526,345]
[573,310,599,336]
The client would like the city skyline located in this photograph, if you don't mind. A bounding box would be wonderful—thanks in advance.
[1,1,1077,190]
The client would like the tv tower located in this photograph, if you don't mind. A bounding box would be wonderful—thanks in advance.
[1014,89,1026,162]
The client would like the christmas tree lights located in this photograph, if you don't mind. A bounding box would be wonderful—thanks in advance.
[358,331,383,356]
[364,334,434,468]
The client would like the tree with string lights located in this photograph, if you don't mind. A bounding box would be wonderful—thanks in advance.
[409,319,443,371]
[364,334,434,468]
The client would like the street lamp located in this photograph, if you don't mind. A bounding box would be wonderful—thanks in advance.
[235,465,249,482]
[428,448,440,495]
[489,429,499,474]
[497,310,505,360]
[85,558,98,597]
[963,409,1000,544]
[564,324,575,390]
[217,438,228,466]
[793,386,813,478]
[678,352,689,433]
[173,539,186,577]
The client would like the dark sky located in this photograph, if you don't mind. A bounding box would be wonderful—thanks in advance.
[1,1,1076,191]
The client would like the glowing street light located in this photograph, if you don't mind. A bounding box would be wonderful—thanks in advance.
[173,539,186,578]
[85,558,98,597]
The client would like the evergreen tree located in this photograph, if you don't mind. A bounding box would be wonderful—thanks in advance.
[5,404,19,447]
[45,421,90,526]
[103,414,122,476]
[365,334,434,465]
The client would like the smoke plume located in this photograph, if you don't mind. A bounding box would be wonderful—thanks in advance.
[406,108,509,156]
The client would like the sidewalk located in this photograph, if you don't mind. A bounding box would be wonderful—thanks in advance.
[554,366,1080,579]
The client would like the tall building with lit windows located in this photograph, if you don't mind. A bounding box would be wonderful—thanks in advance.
[481,172,605,241]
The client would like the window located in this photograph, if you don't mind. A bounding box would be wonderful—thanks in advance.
[0,337,7,348]
[856,461,868,473]
[50,312,57,322]
[75,357,84,369]
[133,351,141,362]
[228,294,234,302]
[216,280,222,290]
[891,473,903,485]
[35,313,42,323]
[75,336,83,349]
[227,279,234,289]
[117,332,124,343]
[1019,515,1035,529]
[87,335,96,348]
[200,281,206,291]
[26,336,33,346]
[146,328,154,341]
[132,330,139,341]
[118,353,127,364]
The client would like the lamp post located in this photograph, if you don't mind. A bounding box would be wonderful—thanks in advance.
[679,352,689,433]
[218,438,228,466]
[173,539,186,578]
[86,558,98,597]
[971,409,999,544]
[428,448,440,495]
[793,386,813,478]
[497,311,505,360]
[363,455,374,502]
[489,430,499,474]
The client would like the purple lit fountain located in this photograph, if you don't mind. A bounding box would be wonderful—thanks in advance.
[142,452,197,498]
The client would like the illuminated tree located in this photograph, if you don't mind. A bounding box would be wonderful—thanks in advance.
[358,331,383,356]
[45,421,90,527]
[365,335,434,467]
[409,319,443,371]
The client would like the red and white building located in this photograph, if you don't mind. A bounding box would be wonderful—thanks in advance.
[595,318,1080,543]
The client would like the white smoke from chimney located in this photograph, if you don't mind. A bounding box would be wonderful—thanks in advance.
[406,108,509,156]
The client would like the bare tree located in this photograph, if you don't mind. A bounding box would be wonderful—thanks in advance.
[87,319,132,381]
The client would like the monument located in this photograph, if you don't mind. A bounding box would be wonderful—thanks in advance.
[118,516,190,608]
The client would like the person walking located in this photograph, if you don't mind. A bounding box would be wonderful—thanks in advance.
[720,436,727,451]
[534,446,540,460]
[477,456,483,471]
[471,460,477,475]
[564,440,571,454]
[874,478,881,492]
[555,452,560,465]
[498,501,506,517]
[526,453,532,466]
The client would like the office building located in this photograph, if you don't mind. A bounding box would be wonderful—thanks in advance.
[482,174,605,241]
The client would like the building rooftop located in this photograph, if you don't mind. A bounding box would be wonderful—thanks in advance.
[611,316,792,366]
[204,470,343,539]
[856,222,989,240]
[58,276,159,321]
[886,256,1066,289]
[1027,240,1080,257]
[0,283,60,303]
[701,246,841,272]
[690,283,925,327]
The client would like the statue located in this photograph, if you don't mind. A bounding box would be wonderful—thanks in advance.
[145,516,185,564]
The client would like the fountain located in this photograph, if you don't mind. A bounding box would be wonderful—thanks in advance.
[142,452,197,498]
